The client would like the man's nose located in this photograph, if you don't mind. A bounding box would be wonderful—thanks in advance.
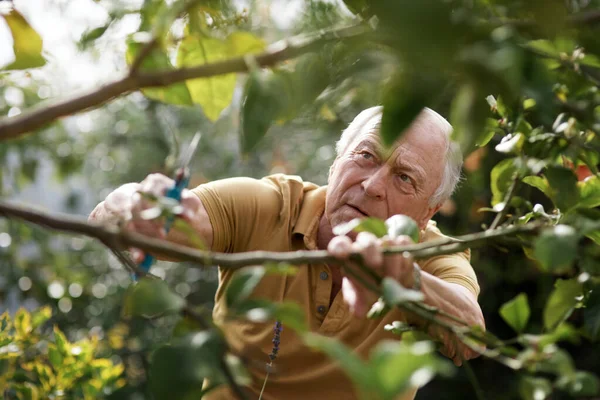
[361,168,387,200]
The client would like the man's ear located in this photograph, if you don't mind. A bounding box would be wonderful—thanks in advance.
[419,203,443,230]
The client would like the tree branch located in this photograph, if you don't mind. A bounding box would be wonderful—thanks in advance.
[0,200,544,269]
[0,24,370,141]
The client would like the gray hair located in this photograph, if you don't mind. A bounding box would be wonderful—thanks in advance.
[335,106,463,207]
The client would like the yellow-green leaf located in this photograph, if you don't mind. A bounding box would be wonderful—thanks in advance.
[14,308,32,338]
[126,37,193,106]
[1,10,46,70]
[177,31,265,121]
[499,293,530,333]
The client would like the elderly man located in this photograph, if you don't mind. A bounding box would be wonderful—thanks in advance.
[90,106,484,399]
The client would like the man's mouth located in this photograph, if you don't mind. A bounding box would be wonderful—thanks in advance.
[347,204,368,217]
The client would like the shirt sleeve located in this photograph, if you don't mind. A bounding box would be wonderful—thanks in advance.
[418,221,480,297]
[190,175,304,253]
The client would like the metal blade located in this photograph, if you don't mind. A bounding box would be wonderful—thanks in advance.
[179,131,202,170]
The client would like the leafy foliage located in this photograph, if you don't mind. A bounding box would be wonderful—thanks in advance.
[2,0,600,399]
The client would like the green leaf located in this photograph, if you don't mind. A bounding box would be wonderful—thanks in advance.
[526,39,560,57]
[584,286,600,341]
[150,331,227,400]
[557,371,600,396]
[385,215,419,242]
[126,37,193,106]
[48,345,63,369]
[534,225,579,273]
[332,217,388,238]
[380,73,432,147]
[519,376,552,400]
[450,83,488,156]
[381,278,424,306]
[543,279,582,331]
[123,278,185,318]
[304,333,372,393]
[225,266,266,309]
[545,166,579,211]
[371,340,453,400]
[14,309,31,338]
[490,158,517,206]
[31,306,52,330]
[177,31,265,121]
[522,176,552,199]
[578,176,600,208]
[240,70,285,153]
[499,293,530,333]
[1,10,46,70]
[54,326,70,355]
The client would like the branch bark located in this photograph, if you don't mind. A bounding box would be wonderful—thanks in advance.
[0,24,370,141]
[0,200,544,269]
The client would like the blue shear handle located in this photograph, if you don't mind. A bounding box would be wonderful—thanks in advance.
[136,174,191,276]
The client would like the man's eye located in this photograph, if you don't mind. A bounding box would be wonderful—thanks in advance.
[399,174,411,183]
[361,152,374,160]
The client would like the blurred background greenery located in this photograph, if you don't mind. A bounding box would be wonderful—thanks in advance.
[2,0,600,399]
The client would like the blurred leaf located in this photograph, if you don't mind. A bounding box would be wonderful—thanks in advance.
[177,32,265,121]
[367,298,390,319]
[522,176,551,199]
[519,376,552,400]
[123,278,185,318]
[371,341,453,400]
[545,166,579,211]
[534,225,579,273]
[304,333,372,393]
[332,217,387,238]
[240,70,284,153]
[578,176,600,209]
[149,331,227,400]
[54,326,69,355]
[450,83,488,156]
[236,299,307,333]
[172,219,206,249]
[543,279,582,331]
[1,10,46,70]
[30,306,52,330]
[14,309,31,339]
[384,321,413,335]
[381,278,424,306]
[380,73,431,147]
[48,345,63,369]
[499,293,530,333]
[342,0,368,15]
[584,287,600,341]
[126,37,193,106]
[490,158,517,206]
[557,371,600,397]
[225,266,265,309]
[385,214,419,242]
[79,24,110,49]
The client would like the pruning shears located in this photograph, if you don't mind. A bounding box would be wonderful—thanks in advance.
[136,131,202,277]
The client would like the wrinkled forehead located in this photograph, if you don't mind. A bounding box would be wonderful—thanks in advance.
[347,110,449,156]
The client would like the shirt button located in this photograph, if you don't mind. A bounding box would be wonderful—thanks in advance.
[317,305,326,314]
[319,271,329,280]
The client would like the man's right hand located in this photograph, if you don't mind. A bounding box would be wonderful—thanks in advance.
[89,173,210,260]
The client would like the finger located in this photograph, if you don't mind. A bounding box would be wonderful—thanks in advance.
[383,235,415,281]
[342,277,369,317]
[130,248,144,263]
[353,232,383,272]
[139,173,175,197]
[328,235,353,260]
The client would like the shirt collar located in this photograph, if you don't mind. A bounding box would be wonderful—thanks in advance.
[292,185,327,250]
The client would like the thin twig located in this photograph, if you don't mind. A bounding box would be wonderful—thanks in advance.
[463,360,486,400]
[0,24,370,141]
[489,173,519,230]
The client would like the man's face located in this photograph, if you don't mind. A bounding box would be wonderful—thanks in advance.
[325,119,446,232]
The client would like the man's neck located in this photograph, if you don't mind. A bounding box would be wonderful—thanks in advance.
[316,214,334,250]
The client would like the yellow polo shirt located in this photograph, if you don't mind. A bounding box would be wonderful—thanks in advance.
[192,174,479,400]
